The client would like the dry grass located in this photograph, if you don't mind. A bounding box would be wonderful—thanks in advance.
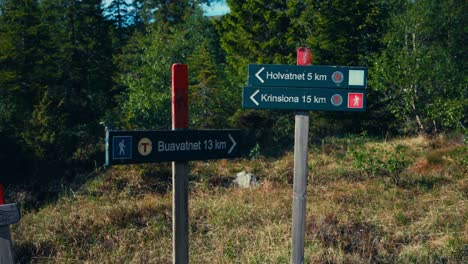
[10,135,467,263]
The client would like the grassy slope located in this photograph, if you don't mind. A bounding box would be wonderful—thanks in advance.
[11,136,467,263]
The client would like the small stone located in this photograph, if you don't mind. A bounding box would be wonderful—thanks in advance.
[233,171,259,188]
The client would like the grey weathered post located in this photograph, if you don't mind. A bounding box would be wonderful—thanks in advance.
[172,162,189,263]
[291,47,311,264]
[0,226,14,263]
[0,203,21,264]
[172,64,189,264]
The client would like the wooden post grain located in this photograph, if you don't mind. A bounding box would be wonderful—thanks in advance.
[172,64,189,264]
[290,47,311,264]
[0,202,20,264]
[0,226,14,264]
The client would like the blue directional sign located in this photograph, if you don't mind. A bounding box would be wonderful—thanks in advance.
[242,86,366,111]
[112,136,132,160]
[248,64,368,89]
[106,130,245,166]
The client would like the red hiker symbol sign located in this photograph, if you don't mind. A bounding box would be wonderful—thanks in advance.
[347,93,364,108]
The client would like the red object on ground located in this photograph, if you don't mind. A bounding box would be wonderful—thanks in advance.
[0,184,4,205]
[296,47,312,66]
[172,64,189,129]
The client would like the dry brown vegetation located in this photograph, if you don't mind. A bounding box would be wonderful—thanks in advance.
[11,135,467,263]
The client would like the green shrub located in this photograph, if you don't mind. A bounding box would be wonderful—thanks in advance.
[348,144,412,185]
[444,146,468,167]
[249,143,262,160]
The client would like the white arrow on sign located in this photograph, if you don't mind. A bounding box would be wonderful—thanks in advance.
[228,134,237,154]
[250,89,260,106]
[255,67,265,83]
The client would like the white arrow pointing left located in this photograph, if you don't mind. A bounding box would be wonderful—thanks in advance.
[228,134,237,154]
[255,67,265,83]
[250,89,260,106]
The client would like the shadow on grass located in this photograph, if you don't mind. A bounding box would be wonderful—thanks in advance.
[13,240,56,264]
[400,174,452,191]
[6,161,106,211]
[307,213,400,263]
[7,160,174,212]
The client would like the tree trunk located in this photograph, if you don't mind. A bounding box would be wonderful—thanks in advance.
[411,101,425,134]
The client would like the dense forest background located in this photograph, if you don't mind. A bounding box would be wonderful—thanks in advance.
[0,0,466,185]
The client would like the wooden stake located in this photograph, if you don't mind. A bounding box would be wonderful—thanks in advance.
[172,64,189,264]
[0,203,19,264]
[0,226,14,264]
[291,47,311,264]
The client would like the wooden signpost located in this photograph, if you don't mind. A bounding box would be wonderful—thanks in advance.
[290,47,310,264]
[172,64,190,264]
[106,64,244,264]
[242,48,367,264]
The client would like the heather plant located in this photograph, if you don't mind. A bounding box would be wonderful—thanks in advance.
[348,144,413,185]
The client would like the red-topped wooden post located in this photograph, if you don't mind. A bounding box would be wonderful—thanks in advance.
[291,47,311,264]
[171,63,189,264]
[0,184,4,205]
[0,182,18,263]
[297,47,312,66]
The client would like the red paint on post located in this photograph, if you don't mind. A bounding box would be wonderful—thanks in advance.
[172,64,189,129]
[0,184,4,205]
[296,47,312,66]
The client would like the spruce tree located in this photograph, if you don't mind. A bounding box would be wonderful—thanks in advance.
[22,0,114,162]
[219,0,306,77]
[0,0,44,182]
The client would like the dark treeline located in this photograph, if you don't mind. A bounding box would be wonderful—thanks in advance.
[0,0,466,184]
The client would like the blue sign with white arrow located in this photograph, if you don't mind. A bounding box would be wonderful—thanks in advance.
[106,130,245,165]
[242,86,366,111]
[248,64,368,89]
